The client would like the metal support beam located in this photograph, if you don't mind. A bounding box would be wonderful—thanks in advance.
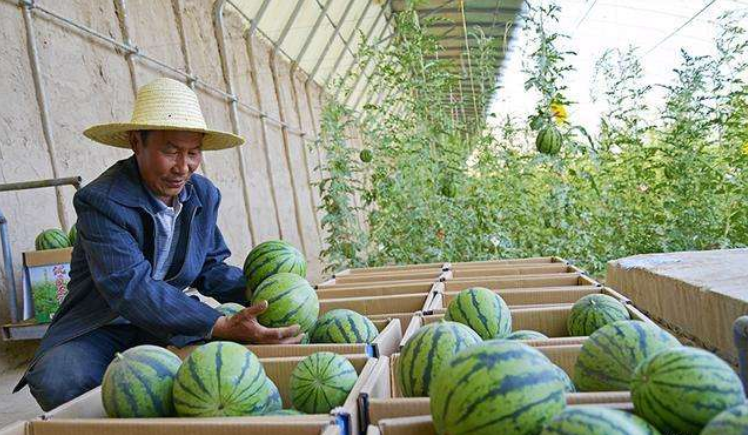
[113,0,139,96]
[273,0,305,57]
[246,0,271,40]
[307,0,358,85]
[334,0,391,100]
[294,0,334,66]
[343,19,393,106]
[323,0,374,89]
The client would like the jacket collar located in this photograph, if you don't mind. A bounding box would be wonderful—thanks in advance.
[108,156,201,213]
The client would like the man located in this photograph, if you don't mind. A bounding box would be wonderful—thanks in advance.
[13,78,303,411]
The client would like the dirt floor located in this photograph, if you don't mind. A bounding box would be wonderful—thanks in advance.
[0,366,42,428]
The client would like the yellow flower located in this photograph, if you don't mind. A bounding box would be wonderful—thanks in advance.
[551,102,568,125]
[742,141,748,156]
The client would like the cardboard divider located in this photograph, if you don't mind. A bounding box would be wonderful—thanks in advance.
[450,263,575,279]
[317,282,439,300]
[336,263,446,276]
[317,279,438,291]
[448,257,560,270]
[366,313,420,334]
[360,345,633,430]
[170,320,402,360]
[410,304,649,344]
[442,273,594,292]
[333,271,443,286]
[36,355,377,435]
[430,286,629,311]
[319,294,430,317]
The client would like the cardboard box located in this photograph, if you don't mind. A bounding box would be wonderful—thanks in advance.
[317,277,441,291]
[607,249,748,365]
[401,304,654,349]
[335,263,446,276]
[449,263,584,280]
[448,257,563,270]
[442,273,599,292]
[429,286,629,311]
[170,319,402,359]
[331,271,445,286]
[319,293,432,318]
[30,355,376,435]
[22,248,73,323]
[357,345,633,430]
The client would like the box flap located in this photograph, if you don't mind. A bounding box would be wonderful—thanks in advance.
[0,422,27,435]
[320,294,428,316]
[451,263,572,279]
[23,249,73,267]
[378,416,435,435]
[444,274,584,292]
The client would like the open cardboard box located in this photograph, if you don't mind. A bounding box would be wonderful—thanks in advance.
[334,263,446,276]
[401,304,654,349]
[330,270,445,286]
[427,286,630,311]
[16,355,377,435]
[170,319,402,359]
[357,345,633,431]
[442,273,600,292]
[317,277,442,291]
[448,257,565,270]
[449,263,586,280]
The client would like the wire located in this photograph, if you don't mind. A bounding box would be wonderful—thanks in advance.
[573,0,599,33]
[644,0,719,56]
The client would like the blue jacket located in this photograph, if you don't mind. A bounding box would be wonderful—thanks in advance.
[14,156,246,391]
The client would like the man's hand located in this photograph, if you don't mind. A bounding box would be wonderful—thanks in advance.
[211,300,303,344]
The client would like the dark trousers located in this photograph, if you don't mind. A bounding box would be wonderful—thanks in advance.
[25,324,164,412]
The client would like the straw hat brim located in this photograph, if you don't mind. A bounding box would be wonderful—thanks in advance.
[83,123,245,150]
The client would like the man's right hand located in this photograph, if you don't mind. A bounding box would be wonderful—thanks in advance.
[211,300,304,344]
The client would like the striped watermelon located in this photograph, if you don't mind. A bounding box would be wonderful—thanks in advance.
[173,341,268,417]
[289,352,358,414]
[507,330,549,341]
[250,273,319,333]
[552,364,576,393]
[567,294,630,336]
[621,412,663,435]
[701,404,748,435]
[216,302,245,317]
[243,240,306,294]
[261,377,283,414]
[265,409,305,416]
[35,229,70,251]
[68,225,77,246]
[430,341,567,435]
[308,309,378,344]
[397,321,482,397]
[536,125,563,155]
[445,287,512,340]
[101,345,182,418]
[631,347,745,435]
[574,320,681,392]
[539,407,651,435]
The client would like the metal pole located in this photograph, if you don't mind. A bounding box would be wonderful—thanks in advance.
[274,0,305,58]
[0,211,19,324]
[113,0,139,96]
[0,177,82,193]
[20,0,68,233]
[342,15,393,105]
[307,0,358,85]
[322,0,374,89]
[213,0,257,246]
[294,0,334,67]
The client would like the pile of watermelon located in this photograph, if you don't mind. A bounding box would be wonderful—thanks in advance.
[394,286,748,435]
[34,226,76,250]
[101,344,359,418]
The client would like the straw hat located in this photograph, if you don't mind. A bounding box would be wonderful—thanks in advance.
[83,78,245,150]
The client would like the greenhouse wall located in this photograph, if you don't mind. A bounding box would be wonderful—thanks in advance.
[0,0,361,371]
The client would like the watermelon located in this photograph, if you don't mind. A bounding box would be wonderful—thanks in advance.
[308,309,378,344]
[552,364,575,393]
[539,407,651,435]
[621,412,663,435]
[265,409,305,416]
[536,125,563,155]
[261,377,283,414]
[243,240,306,294]
[574,320,681,392]
[397,321,482,397]
[567,294,630,336]
[250,273,319,333]
[68,225,77,246]
[216,302,245,317]
[290,352,358,414]
[430,341,567,435]
[101,345,182,418]
[360,149,373,163]
[701,404,748,435]
[507,330,549,341]
[444,287,512,340]
[35,229,70,251]
[173,341,268,417]
[631,347,745,435]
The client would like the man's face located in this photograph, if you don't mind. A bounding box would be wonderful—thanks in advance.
[130,130,203,204]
